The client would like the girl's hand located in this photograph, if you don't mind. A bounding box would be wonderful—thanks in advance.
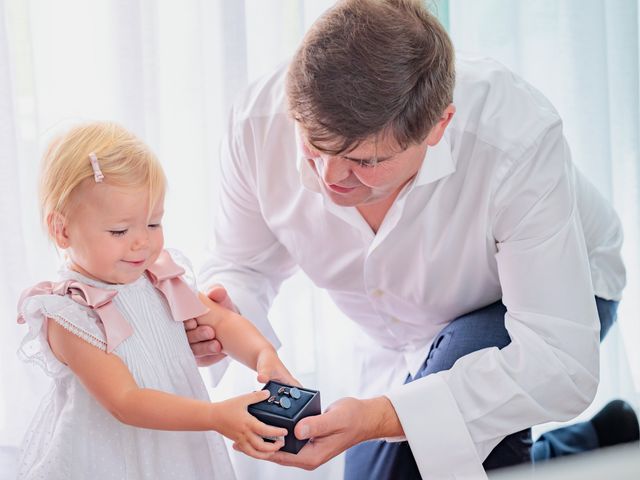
[256,348,301,387]
[212,390,288,459]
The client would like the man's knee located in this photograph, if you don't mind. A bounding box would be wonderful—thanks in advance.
[420,300,511,376]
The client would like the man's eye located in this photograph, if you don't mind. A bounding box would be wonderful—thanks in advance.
[109,230,127,237]
[148,224,162,229]
[357,160,377,168]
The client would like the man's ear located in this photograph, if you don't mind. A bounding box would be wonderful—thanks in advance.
[426,104,456,146]
[48,211,70,249]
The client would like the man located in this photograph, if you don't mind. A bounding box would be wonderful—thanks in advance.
[188,0,634,477]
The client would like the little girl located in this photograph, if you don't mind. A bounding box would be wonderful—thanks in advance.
[16,121,295,479]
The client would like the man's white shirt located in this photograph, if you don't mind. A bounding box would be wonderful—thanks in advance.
[200,54,625,478]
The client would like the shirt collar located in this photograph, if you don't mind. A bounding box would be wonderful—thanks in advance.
[413,128,455,187]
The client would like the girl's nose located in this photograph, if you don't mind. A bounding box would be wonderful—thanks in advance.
[132,231,150,250]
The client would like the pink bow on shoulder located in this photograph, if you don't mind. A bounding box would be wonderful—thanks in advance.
[17,251,209,353]
[17,280,132,353]
[146,250,209,322]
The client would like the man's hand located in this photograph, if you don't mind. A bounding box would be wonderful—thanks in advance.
[266,396,402,470]
[185,284,236,367]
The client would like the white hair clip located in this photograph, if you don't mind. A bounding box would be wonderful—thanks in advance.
[88,152,104,183]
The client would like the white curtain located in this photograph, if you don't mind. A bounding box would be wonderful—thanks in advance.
[445,0,640,434]
[0,1,638,479]
[0,1,343,478]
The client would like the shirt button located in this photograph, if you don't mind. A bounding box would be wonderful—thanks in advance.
[391,316,400,324]
[371,289,384,297]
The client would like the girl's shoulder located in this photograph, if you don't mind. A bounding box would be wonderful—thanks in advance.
[17,278,109,377]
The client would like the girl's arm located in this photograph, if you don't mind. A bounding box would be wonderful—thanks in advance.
[47,319,287,459]
[196,293,299,385]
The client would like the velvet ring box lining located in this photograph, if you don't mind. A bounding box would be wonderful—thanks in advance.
[248,381,321,454]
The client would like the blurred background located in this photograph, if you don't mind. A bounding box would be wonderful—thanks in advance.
[0,1,638,479]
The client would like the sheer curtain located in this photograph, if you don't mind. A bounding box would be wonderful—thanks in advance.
[0,1,638,479]
[445,0,640,434]
[0,1,342,478]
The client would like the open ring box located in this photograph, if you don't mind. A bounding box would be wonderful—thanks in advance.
[248,380,321,453]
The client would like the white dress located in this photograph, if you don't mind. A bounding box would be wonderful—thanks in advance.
[16,252,235,480]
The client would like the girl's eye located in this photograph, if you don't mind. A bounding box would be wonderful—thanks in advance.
[148,224,161,229]
[109,230,127,237]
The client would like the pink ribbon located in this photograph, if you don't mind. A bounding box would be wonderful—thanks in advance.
[146,250,209,322]
[17,280,131,353]
[17,251,208,353]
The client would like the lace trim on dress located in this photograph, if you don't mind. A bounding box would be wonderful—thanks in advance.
[17,340,59,377]
[45,310,108,351]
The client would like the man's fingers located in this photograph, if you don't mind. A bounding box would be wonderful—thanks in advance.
[250,437,285,454]
[295,411,336,440]
[269,450,296,467]
[185,323,225,365]
[190,339,223,357]
[269,443,323,470]
[183,318,198,330]
[263,439,286,453]
[269,448,309,467]
[233,441,279,461]
[246,431,284,453]
[186,325,216,344]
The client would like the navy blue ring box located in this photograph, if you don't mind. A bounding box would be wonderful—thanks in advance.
[248,381,321,454]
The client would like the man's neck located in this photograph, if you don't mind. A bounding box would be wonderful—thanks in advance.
[356,188,403,234]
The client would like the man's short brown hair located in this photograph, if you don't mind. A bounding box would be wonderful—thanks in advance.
[286,0,455,155]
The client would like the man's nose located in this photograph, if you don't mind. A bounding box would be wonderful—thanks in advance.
[322,156,351,185]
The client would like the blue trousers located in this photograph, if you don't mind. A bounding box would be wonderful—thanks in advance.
[344,297,618,479]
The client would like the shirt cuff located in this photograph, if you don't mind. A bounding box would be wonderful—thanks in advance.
[386,373,487,479]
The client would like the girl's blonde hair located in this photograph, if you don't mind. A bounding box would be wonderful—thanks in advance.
[40,121,166,239]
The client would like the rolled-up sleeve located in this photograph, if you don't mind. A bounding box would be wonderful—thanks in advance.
[387,122,600,478]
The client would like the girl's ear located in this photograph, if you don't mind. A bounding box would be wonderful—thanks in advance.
[48,211,70,249]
